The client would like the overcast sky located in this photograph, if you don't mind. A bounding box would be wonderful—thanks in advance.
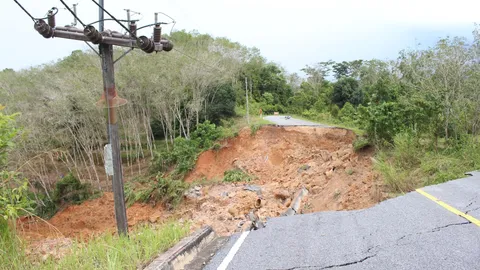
[2,0,479,74]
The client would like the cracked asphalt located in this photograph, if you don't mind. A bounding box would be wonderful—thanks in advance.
[205,173,480,269]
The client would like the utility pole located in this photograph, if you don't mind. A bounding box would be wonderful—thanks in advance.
[102,44,128,235]
[98,1,128,236]
[18,0,174,236]
[87,0,128,235]
[245,77,250,124]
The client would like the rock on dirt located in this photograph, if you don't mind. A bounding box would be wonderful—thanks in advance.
[274,189,291,200]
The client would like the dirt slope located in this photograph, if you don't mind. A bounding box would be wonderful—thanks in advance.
[19,126,383,243]
[178,126,383,235]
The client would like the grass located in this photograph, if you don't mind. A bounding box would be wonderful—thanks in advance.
[0,220,30,270]
[223,169,252,183]
[374,132,480,194]
[1,221,189,270]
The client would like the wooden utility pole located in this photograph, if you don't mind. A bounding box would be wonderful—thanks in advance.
[245,77,250,124]
[101,46,129,235]
[98,0,128,236]
[16,0,174,236]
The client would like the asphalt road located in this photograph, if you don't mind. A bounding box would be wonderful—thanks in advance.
[264,115,330,127]
[205,173,480,269]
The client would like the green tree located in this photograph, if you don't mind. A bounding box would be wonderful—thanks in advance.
[206,84,236,125]
[332,77,362,107]
[262,92,274,105]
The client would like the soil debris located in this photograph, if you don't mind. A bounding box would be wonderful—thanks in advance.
[19,126,384,252]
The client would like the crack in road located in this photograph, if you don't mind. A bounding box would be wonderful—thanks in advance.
[464,195,478,212]
[465,206,480,214]
[263,222,471,270]
[321,255,377,269]
[267,255,377,270]
[397,221,471,243]
[430,221,471,232]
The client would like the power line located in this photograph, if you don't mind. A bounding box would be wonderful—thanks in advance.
[90,0,137,39]
[88,18,136,26]
[155,12,176,36]
[59,0,86,27]
[13,0,38,22]
[173,47,221,71]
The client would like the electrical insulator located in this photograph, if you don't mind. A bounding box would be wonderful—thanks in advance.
[84,25,103,44]
[47,10,56,28]
[153,24,161,43]
[34,19,54,38]
[129,22,137,38]
[161,39,174,52]
[137,36,155,53]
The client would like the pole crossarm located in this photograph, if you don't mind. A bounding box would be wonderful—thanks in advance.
[34,21,173,53]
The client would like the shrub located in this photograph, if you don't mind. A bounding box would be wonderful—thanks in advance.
[330,104,340,118]
[150,176,189,207]
[191,121,221,150]
[53,173,92,205]
[0,171,33,220]
[301,108,317,119]
[125,176,189,208]
[391,132,421,167]
[338,102,356,123]
[250,124,261,136]
[358,102,404,144]
[151,137,198,177]
[223,169,252,183]
[212,143,221,151]
[353,136,371,152]
[33,193,58,219]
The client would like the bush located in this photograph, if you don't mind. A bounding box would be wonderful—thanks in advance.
[392,132,421,167]
[53,173,92,206]
[33,193,58,219]
[330,104,340,118]
[151,137,198,177]
[212,143,221,151]
[191,121,221,150]
[0,171,33,220]
[250,124,261,136]
[301,108,317,119]
[353,136,371,152]
[223,169,252,183]
[338,102,356,123]
[150,176,189,208]
[125,175,189,208]
[358,102,404,144]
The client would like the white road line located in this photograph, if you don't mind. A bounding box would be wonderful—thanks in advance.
[217,231,250,270]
